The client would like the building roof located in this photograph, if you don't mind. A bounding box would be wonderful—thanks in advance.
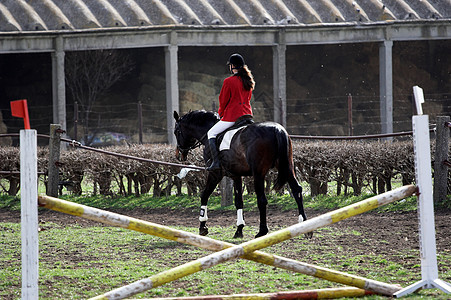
[0,0,449,33]
[0,0,449,54]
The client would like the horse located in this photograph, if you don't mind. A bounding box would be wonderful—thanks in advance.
[173,110,310,239]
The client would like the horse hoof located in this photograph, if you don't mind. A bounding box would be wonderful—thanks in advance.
[255,227,268,238]
[233,232,243,239]
[304,232,313,239]
[199,227,209,236]
[233,225,244,239]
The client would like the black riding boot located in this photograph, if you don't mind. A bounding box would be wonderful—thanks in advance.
[207,138,221,171]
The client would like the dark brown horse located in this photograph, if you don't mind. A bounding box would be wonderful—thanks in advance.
[173,110,309,238]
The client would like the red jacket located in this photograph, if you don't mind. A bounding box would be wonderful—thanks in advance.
[217,75,253,122]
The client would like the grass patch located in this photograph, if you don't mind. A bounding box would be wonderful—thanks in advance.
[2,222,449,299]
[2,189,419,212]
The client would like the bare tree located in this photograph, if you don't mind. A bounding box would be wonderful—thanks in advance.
[65,49,134,146]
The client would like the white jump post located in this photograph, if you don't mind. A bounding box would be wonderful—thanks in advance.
[20,129,39,299]
[394,86,451,297]
[11,99,39,299]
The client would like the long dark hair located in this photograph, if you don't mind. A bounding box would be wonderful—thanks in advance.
[235,65,255,91]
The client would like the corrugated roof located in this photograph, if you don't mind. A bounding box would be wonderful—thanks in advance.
[0,0,449,33]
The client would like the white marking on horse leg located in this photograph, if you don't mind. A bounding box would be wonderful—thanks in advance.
[236,209,245,226]
[299,215,305,223]
[199,205,208,222]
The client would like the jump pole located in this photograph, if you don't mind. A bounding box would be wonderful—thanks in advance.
[148,287,374,300]
[38,193,408,296]
[393,87,451,297]
[88,185,416,300]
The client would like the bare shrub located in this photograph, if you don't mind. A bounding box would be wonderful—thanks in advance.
[0,140,417,197]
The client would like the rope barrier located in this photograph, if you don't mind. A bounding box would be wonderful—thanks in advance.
[290,131,412,140]
[59,137,206,171]
[0,133,50,139]
[0,171,45,175]
[1,127,435,142]
[0,133,206,171]
[289,128,434,140]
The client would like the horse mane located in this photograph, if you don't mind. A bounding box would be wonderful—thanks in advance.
[181,110,219,127]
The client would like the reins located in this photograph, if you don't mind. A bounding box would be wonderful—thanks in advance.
[177,139,203,152]
[176,130,207,153]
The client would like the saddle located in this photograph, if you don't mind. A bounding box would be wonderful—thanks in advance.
[216,115,254,148]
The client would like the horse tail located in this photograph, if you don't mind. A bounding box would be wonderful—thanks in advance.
[273,127,294,191]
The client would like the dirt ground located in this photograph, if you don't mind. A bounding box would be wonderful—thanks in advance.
[2,206,450,261]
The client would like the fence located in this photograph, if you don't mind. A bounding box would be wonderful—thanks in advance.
[1,93,449,146]
[0,120,449,204]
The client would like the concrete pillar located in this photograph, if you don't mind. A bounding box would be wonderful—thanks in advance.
[433,116,450,205]
[379,40,393,135]
[273,31,287,127]
[51,36,66,133]
[165,32,179,145]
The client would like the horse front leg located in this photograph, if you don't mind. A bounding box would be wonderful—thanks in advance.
[254,175,268,238]
[199,172,222,236]
[288,173,313,239]
[232,177,245,239]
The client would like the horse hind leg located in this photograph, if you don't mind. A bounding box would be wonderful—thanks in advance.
[254,175,269,238]
[288,176,306,222]
[288,173,313,239]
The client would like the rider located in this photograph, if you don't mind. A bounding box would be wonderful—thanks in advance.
[206,53,256,171]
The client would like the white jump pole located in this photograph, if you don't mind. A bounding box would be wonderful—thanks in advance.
[394,86,451,297]
[20,129,39,299]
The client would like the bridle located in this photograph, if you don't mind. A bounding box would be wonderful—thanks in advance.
[175,122,206,154]
[176,138,203,153]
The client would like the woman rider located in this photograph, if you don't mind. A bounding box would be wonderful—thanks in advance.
[207,53,256,171]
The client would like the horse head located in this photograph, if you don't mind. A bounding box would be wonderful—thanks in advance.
[173,111,202,161]
[173,110,219,161]
[173,111,189,161]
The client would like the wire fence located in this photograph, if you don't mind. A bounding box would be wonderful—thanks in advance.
[1,93,449,146]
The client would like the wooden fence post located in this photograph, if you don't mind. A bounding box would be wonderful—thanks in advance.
[74,101,78,141]
[48,124,62,197]
[433,116,450,205]
[138,101,143,144]
[220,177,233,207]
[348,93,353,136]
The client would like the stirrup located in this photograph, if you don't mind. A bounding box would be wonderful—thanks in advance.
[207,160,221,171]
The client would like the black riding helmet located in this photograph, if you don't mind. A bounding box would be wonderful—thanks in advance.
[227,53,245,68]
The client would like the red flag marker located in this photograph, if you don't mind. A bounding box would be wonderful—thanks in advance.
[10,99,30,129]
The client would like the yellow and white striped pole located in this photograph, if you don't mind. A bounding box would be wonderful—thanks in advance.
[88,184,415,300]
[38,193,405,297]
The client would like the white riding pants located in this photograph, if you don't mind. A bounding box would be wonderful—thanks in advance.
[207,120,234,139]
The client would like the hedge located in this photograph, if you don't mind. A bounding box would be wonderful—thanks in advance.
[0,140,429,198]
